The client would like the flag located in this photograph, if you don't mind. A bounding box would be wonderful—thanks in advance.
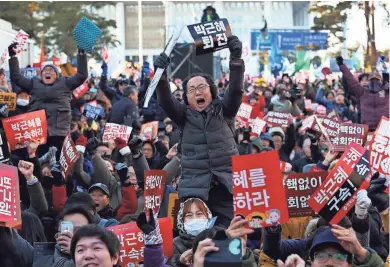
[293,50,310,75]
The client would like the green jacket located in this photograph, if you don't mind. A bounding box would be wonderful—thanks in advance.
[353,248,384,267]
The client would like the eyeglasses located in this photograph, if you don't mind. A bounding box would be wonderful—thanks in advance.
[187,84,209,95]
[313,252,348,264]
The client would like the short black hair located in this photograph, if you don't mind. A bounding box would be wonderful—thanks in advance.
[70,224,120,261]
[123,85,138,97]
[252,215,263,220]
[358,73,369,82]
[65,192,96,213]
[182,73,218,105]
[60,206,93,224]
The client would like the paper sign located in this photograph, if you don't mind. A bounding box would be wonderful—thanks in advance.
[237,103,253,127]
[368,117,390,175]
[265,111,292,128]
[83,103,104,120]
[21,67,39,78]
[59,133,80,179]
[0,131,11,163]
[107,218,173,266]
[0,163,21,229]
[304,98,312,111]
[144,170,167,214]
[0,29,29,66]
[1,110,47,151]
[103,123,133,143]
[140,121,158,141]
[232,151,289,228]
[188,18,232,55]
[73,82,89,99]
[333,123,369,151]
[80,100,98,114]
[250,117,267,137]
[308,143,371,224]
[102,47,109,62]
[167,193,179,227]
[284,172,327,217]
[0,92,16,111]
[327,110,341,122]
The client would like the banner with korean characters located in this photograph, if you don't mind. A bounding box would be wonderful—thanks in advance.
[103,123,133,143]
[237,103,253,127]
[368,116,390,175]
[107,218,173,267]
[188,18,232,55]
[167,192,180,229]
[0,131,11,163]
[0,163,21,229]
[1,110,47,151]
[332,123,369,151]
[326,109,341,122]
[0,29,29,66]
[308,143,371,224]
[59,133,80,179]
[249,117,267,137]
[83,103,105,120]
[264,111,293,128]
[0,92,16,111]
[140,121,158,141]
[284,172,328,217]
[232,151,289,228]
[73,82,89,99]
[144,170,167,214]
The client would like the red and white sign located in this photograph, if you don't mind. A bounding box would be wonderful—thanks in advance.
[73,82,89,99]
[304,98,312,111]
[0,163,21,229]
[308,143,370,224]
[237,103,253,127]
[327,109,341,122]
[368,117,390,175]
[107,218,173,266]
[1,110,47,151]
[232,151,289,228]
[284,172,327,217]
[144,170,167,214]
[250,117,267,137]
[59,133,80,179]
[333,123,369,151]
[103,123,133,143]
[140,121,158,141]
[0,30,29,66]
[264,111,292,128]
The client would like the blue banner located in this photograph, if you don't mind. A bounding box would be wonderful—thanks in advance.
[250,30,328,51]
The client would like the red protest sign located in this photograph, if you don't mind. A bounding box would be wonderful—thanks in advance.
[309,166,326,173]
[284,172,327,217]
[250,117,267,137]
[327,109,341,122]
[237,103,253,127]
[103,123,133,143]
[368,117,390,175]
[107,218,173,266]
[264,111,292,128]
[144,170,167,214]
[59,133,80,179]
[232,151,289,228]
[0,163,21,229]
[313,117,340,142]
[140,121,158,141]
[304,98,312,111]
[333,123,369,151]
[73,82,89,99]
[2,110,47,151]
[308,143,370,224]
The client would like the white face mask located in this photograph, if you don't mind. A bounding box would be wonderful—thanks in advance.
[184,218,208,236]
[16,98,29,106]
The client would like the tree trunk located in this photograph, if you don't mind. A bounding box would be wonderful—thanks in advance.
[364,1,371,70]
[370,1,377,69]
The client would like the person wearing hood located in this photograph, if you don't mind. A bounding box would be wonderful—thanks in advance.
[8,44,88,156]
[143,140,161,169]
[337,56,389,130]
[172,198,213,267]
[100,61,130,105]
[201,5,220,23]
[155,36,244,228]
[268,126,296,163]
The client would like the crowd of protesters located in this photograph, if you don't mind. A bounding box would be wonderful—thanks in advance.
[0,27,389,267]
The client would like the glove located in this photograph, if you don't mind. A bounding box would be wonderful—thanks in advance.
[336,56,343,66]
[86,137,99,154]
[39,146,58,165]
[128,136,143,156]
[51,162,64,186]
[367,176,389,213]
[154,53,170,70]
[355,190,371,219]
[101,62,108,75]
[115,163,129,185]
[0,104,9,118]
[136,209,163,245]
[78,47,85,55]
[114,137,130,156]
[75,135,87,154]
[142,61,150,77]
[227,35,242,61]
[8,43,17,58]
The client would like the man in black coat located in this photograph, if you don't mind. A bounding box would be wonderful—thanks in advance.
[108,86,141,131]
[201,6,220,23]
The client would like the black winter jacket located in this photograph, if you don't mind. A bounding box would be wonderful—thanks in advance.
[108,97,141,130]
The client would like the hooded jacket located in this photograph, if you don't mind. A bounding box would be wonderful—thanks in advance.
[9,54,88,137]
[340,64,389,130]
[157,59,245,200]
[201,6,220,23]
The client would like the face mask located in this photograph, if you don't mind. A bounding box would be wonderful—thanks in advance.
[17,98,29,106]
[368,80,382,93]
[184,218,208,236]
